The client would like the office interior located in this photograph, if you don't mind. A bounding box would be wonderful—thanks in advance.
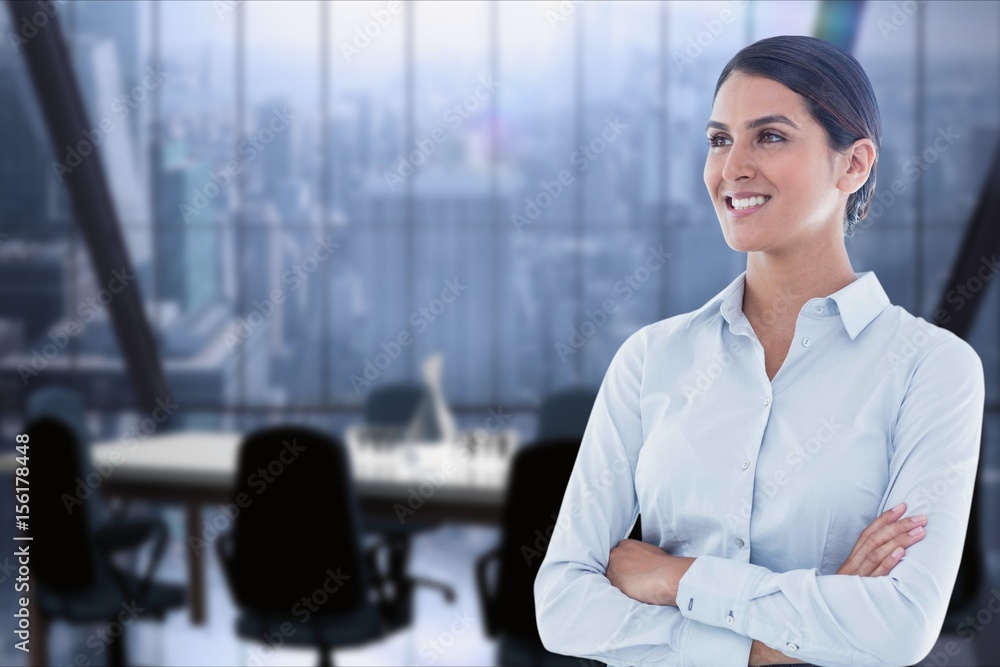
[1,0,999,665]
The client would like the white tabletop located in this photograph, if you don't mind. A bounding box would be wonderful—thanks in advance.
[1,428,518,494]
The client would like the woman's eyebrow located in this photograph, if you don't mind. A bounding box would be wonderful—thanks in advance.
[705,114,801,133]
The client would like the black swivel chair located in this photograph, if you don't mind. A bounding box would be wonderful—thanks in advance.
[536,387,600,441]
[942,439,985,634]
[24,388,185,667]
[536,387,643,542]
[216,425,455,667]
[475,437,605,667]
[359,384,456,587]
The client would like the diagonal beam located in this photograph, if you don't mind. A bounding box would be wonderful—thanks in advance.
[6,0,168,413]
[927,123,1000,635]
[932,142,1000,336]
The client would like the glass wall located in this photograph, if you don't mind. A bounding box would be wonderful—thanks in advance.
[0,0,996,427]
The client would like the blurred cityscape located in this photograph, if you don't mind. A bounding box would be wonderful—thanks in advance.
[0,0,997,434]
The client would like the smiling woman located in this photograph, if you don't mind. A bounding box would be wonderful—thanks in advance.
[534,35,985,667]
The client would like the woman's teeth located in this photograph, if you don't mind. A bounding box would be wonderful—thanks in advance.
[732,195,769,210]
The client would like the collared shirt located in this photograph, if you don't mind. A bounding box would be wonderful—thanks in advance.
[534,270,985,667]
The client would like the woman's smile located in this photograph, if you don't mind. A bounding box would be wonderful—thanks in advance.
[725,193,772,217]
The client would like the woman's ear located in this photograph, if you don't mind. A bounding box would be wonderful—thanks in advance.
[838,139,877,195]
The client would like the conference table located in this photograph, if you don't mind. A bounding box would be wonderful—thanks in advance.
[2,426,518,626]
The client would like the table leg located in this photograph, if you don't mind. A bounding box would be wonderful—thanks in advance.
[185,501,205,625]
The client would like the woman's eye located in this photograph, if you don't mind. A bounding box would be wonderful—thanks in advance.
[706,131,783,148]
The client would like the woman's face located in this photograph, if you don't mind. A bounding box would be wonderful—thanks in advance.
[703,71,851,254]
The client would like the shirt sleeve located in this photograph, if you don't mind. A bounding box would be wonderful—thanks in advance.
[675,337,986,667]
[534,327,754,667]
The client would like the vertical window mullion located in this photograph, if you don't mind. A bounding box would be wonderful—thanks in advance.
[404,1,415,381]
[236,2,245,412]
[573,1,583,385]
[490,0,499,405]
[915,5,925,315]
[321,1,330,407]
[659,0,668,321]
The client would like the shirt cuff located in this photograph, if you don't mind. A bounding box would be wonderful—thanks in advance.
[676,555,770,635]
[679,616,754,667]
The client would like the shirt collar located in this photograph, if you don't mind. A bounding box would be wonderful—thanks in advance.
[687,270,891,340]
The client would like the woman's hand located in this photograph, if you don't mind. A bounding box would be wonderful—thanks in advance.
[606,539,695,606]
[836,502,927,576]
[751,505,927,664]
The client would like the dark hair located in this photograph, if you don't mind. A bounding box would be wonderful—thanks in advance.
[713,35,881,236]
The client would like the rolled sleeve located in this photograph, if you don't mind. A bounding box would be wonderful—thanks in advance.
[676,338,985,667]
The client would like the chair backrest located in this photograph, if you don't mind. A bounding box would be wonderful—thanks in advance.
[495,438,582,644]
[226,426,369,614]
[363,384,430,429]
[536,387,598,441]
[24,388,100,592]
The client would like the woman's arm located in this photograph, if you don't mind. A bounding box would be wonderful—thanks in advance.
[534,328,755,667]
[671,338,985,666]
[604,541,806,665]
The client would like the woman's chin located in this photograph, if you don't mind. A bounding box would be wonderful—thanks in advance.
[720,225,771,253]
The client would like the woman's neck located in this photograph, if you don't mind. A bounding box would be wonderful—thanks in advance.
[742,245,858,331]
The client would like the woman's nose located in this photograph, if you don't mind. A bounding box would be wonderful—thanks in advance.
[721,140,756,182]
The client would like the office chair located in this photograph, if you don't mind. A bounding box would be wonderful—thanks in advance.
[216,425,455,667]
[363,383,432,434]
[536,387,599,441]
[359,383,456,579]
[24,388,185,667]
[475,437,605,667]
[941,440,985,635]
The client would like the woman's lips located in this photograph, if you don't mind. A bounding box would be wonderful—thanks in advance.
[725,195,771,218]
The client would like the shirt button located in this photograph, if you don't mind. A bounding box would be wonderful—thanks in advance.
[814,305,824,314]
[742,459,750,470]
[735,537,745,548]
[802,338,811,347]
[763,397,771,407]
[726,610,735,626]
[786,642,799,652]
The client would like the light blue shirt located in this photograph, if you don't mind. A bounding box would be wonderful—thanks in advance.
[534,270,985,667]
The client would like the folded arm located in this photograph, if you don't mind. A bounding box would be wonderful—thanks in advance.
[676,338,984,666]
[534,328,757,667]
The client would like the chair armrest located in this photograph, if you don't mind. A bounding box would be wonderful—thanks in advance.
[363,536,397,624]
[409,575,455,603]
[475,546,501,636]
[95,517,157,552]
[96,516,169,606]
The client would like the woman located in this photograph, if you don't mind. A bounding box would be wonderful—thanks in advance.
[534,35,985,667]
